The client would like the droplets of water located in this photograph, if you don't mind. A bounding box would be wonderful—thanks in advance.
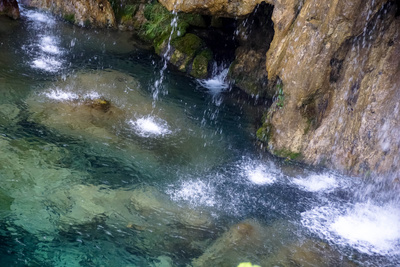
[128,116,172,138]
[292,173,340,192]
[301,202,400,256]
[167,179,216,207]
[239,159,278,185]
[21,9,66,73]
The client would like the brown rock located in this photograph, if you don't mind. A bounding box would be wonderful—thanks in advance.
[21,0,116,28]
[158,0,264,18]
[261,0,400,176]
[0,0,19,19]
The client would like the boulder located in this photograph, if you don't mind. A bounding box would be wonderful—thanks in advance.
[0,0,19,19]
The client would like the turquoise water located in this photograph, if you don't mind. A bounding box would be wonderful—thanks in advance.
[0,7,399,267]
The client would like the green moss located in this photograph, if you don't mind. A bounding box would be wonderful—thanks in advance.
[191,49,213,79]
[274,149,302,161]
[172,33,204,58]
[179,13,206,27]
[256,122,273,143]
[63,13,75,24]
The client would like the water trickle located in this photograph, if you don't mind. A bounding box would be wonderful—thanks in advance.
[151,10,179,105]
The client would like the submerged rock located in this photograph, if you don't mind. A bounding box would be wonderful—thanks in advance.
[0,0,19,19]
[130,185,213,228]
[21,0,116,28]
[264,239,357,267]
[192,219,269,267]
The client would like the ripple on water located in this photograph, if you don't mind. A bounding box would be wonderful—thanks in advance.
[301,202,400,256]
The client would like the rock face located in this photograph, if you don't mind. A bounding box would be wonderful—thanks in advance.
[0,0,19,19]
[158,0,264,18]
[257,0,400,176]
[21,0,116,28]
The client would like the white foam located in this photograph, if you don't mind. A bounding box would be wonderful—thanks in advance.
[40,36,62,55]
[198,68,229,94]
[44,89,78,101]
[25,10,55,24]
[301,202,400,255]
[129,116,171,138]
[293,174,339,192]
[239,160,277,185]
[168,179,216,207]
[32,57,62,72]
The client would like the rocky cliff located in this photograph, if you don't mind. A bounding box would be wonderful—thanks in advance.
[0,0,19,19]
[257,0,400,177]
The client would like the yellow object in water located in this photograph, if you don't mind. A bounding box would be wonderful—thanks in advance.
[237,263,261,267]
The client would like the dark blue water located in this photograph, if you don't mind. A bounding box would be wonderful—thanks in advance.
[0,6,399,267]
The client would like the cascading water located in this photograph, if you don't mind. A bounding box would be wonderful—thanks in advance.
[0,4,399,267]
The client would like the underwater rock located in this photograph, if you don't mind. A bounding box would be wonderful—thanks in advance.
[263,239,357,267]
[192,219,269,267]
[0,0,19,19]
[21,0,116,28]
[0,135,85,238]
[130,185,213,228]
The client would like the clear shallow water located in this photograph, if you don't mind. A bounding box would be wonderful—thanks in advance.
[0,7,399,267]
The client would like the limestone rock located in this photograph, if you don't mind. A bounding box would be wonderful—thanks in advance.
[158,0,264,18]
[259,0,400,176]
[21,0,116,28]
[0,0,19,19]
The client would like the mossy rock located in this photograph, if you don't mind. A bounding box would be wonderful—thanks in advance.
[63,13,75,24]
[172,33,204,58]
[273,148,302,161]
[179,13,206,28]
[85,98,111,112]
[191,49,213,79]
[256,122,273,143]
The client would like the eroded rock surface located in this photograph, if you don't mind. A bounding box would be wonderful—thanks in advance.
[258,0,400,176]
[159,0,264,18]
[21,0,116,27]
[0,0,19,19]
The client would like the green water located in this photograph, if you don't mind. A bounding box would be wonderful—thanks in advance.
[0,7,399,267]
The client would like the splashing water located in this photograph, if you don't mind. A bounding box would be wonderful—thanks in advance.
[129,116,172,138]
[302,202,400,256]
[292,173,340,192]
[198,63,230,95]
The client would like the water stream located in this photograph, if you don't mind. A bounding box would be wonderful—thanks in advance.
[0,7,399,267]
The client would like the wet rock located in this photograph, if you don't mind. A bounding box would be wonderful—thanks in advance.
[130,186,213,228]
[192,219,269,267]
[264,239,357,267]
[21,0,116,28]
[0,0,19,19]
[257,0,400,176]
[158,0,264,18]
